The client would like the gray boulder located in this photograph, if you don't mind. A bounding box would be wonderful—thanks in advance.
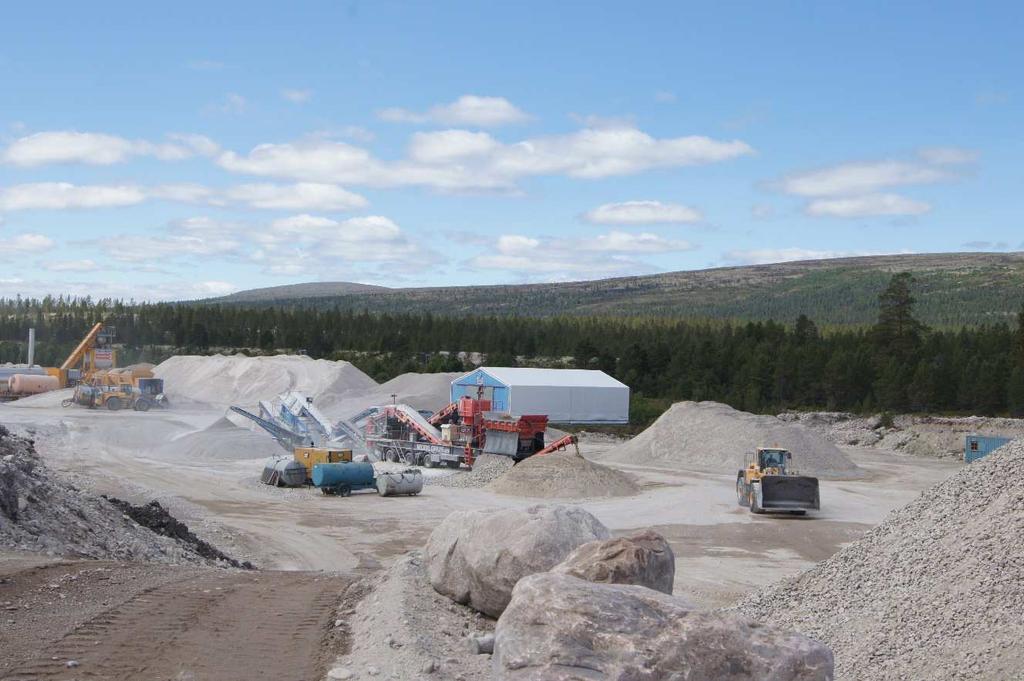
[553,529,675,594]
[494,573,834,681]
[424,505,610,617]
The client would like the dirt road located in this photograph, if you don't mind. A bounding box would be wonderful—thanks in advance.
[0,557,350,681]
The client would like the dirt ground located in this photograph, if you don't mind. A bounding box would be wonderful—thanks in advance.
[0,401,965,678]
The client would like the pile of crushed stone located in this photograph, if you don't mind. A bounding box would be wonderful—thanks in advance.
[431,453,515,488]
[153,354,377,408]
[326,551,493,681]
[782,411,1024,458]
[103,497,253,569]
[598,401,860,479]
[488,450,639,499]
[326,371,462,420]
[0,426,244,566]
[734,440,1024,681]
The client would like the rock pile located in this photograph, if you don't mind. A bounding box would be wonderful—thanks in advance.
[430,453,515,488]
[735,439,1024,681]
[424,505,610,617]
[487,449,639,498]
[495,573,833,681]
[0,427,245,566]
[599,400,861,478]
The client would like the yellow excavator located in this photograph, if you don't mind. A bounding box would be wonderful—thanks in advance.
[736,447,820,515]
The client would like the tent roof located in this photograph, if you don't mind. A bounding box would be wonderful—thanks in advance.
[454,367,627,389]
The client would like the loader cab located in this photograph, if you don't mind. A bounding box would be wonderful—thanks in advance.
[756,447,791,474]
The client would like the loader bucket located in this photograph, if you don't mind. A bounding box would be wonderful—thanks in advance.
[759,475,820,511]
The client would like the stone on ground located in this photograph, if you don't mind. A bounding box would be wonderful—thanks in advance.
[424,505,610,617]
[553,529,675,594]
[494,572,833,681]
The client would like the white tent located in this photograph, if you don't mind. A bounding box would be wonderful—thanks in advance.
[450,367,629,424]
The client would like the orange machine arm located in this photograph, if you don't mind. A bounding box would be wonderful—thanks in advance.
[534,434,579,457]
[60,322,104,371]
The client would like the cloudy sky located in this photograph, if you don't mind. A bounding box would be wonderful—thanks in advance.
[0,2,1019,300]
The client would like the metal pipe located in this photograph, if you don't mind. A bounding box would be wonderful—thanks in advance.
[27,328,35,367]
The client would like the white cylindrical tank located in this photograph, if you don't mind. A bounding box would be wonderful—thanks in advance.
[376,469,424,496]
[10,374,60,395]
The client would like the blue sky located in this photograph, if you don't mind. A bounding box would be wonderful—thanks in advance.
[0,1,1019,300]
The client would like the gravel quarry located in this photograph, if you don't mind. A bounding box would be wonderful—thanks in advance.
[0,353,1010,680]
[735,439,1024,681]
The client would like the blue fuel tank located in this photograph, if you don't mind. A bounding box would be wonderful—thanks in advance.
[312,462,376,489]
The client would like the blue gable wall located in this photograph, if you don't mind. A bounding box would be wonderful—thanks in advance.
[450,369,510,411]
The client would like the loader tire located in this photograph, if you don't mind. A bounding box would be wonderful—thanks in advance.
[134,399,152,412]
[106,397,123,411]
[750,486,764,514]
[736,474,748,507]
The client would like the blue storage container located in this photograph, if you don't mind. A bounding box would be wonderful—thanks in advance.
[964,435,1012,463]
[311,462,376,495]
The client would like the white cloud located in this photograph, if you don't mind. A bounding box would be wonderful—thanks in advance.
[0,233,55,253]
[379,95,530,127]
[282,88,313,103]
[217,125,753,192]
[193,281,239,296]
[0,131,219,166]
[779,160,949,197]
[470,230,693,282]
[209,93,247,115]
[722,248,867,265]
[582,200,701,225]
[0,181,366,212]
[41,259,99,272]
[917,146,977,165]
[806,193,931,218]
[0,183,146,210]
[220,183,367,211]
[655,91,677,103]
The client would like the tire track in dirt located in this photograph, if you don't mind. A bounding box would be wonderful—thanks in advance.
[3,570,350,681]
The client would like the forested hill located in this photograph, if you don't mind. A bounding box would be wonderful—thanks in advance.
[207,252,1024,327]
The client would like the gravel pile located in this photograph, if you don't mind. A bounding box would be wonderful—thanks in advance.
[488,450,639,499]
[431,453,515,488]
[326,551,494,681]
[782,411,1024,458]
[0,426,245,566]
[598,401,861,479]
[153,354,377,408]
[734,440,1024,681]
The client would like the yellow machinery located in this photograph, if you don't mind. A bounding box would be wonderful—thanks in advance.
[45,322,117,388]
[292,447,352,481]
[63,364,167,411]
[736,447,820,515]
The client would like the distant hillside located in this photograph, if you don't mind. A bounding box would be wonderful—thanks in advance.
[216,281,387,303]
[206,252,1024,327]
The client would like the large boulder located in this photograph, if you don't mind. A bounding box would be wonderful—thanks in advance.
[553,529,675,594]
[494,573,834,681]
[424,505,610,617]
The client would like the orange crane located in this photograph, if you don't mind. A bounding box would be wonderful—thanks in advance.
[50,323,116,387]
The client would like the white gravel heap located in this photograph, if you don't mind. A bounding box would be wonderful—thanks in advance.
[488,450,639,499]
[598,401,861,479]
[431,453,515,488]
[153,354,377,408]
[735,440,1024,681]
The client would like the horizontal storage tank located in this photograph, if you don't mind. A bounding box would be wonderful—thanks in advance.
[376,469,424,497]
[10,374,61,395]
[261,457,308,487]
[312,462,375,489]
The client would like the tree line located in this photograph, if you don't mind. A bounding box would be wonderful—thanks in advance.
[1,274,1023,420]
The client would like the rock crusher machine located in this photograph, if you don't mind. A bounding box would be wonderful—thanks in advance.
[363,395,554,469]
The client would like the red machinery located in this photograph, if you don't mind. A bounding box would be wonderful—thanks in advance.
[363,396,550,470]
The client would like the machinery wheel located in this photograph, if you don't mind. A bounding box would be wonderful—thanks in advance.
[134,399,152,412]
[736,475,748,507]
[106,397,123,411]
[61,399,73,408]
[423,456,435,468]
[749,486,764,514]
[386,449,400,463]
[400,451,417,466]
[338,484,352,497]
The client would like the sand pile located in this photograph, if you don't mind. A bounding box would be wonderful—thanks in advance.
[599,401,860,478]
[489,450,639,498]
[735,440,1024,680]
[153,354,377,408]
[328,371,460,419]
[6,388,74,409]
[157,420,285,461]
[431,453,515,488]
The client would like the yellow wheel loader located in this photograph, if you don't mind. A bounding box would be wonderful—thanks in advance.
[736,447,820,515]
